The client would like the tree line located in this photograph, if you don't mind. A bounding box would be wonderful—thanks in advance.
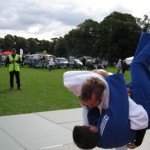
[0,11,150,63]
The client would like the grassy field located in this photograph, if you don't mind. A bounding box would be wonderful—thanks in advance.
[0,66,131,116]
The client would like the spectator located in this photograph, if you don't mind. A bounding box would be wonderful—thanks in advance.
[121,60,128,74]
[48,57,54,71]
[82,57,86,68]
[0,53,2,67]
[116,59,122,73]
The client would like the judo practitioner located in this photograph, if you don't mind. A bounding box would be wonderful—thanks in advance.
[84,32,150,149]
[127,32,150,148]
[63,32,150,149]
[64,70,148,150]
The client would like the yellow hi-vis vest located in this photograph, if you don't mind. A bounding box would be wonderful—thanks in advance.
[8,54,21,72]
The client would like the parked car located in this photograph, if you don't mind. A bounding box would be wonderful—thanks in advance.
[70,59,83,69]
[35,61,43,68]
[1,55,6,66]
[54,57,69,68]
[42,60,49,68]
[28,59,37,68]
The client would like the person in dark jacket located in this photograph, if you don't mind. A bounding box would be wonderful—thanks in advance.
[121,60,128,74]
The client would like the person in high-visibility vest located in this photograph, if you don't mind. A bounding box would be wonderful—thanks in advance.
[5,48,22,90]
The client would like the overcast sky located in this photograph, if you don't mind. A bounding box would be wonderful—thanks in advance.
[0,0,150,41]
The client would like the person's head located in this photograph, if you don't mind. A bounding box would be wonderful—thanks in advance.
[11,48,16,55]
[73,125,99,149]
[80,77,105,109]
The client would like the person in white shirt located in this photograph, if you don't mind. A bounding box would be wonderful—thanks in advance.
[48,57,54,71]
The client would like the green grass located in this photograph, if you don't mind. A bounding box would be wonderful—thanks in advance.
[0,66,131,116]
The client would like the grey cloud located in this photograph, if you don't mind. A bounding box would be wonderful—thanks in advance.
[0,0,39,29]
[0,0,89,31]
[1,0,139,40]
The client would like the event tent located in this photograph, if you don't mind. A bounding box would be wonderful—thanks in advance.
[125,56,134,65]
[1,51,11,55]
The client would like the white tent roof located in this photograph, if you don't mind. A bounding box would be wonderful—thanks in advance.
[125,56,134,65]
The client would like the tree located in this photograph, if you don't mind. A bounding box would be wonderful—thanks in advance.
[14,36,29,54]
[0,11,145,62]
[64,19,99,57]
[53,37,67,57]
[64,29,83,56]
[48,38,58,54]
[136,15,150,32]
[4,34,15,50]
[96,11,141,63]
[0,38,5,50]
[40,40,51,53]
[27,38,38,54]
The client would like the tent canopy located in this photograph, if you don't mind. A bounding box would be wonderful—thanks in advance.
[1,51,11,55]
[125,56,134,65]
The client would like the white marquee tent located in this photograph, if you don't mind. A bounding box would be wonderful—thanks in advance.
[125,56,134,65]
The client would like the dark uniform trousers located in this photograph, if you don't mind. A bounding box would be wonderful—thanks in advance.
[9,70,20,88]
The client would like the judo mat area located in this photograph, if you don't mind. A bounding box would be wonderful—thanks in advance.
[0,108,150,150]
